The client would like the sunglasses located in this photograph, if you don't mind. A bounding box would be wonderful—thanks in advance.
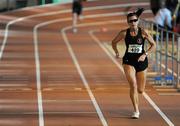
[128,19,138,23]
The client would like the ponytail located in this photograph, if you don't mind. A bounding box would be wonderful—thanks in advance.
[127,8,145,20]
[135,8,145,17]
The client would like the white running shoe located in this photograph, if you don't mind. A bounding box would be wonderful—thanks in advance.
[131,112,140,119]
[73,28,77,33]
[79,15,84,20]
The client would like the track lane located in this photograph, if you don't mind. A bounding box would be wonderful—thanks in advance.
[31,1,172,124]
[0,1,141,126]
[90,22,180,126]
[61,20,170,126]
[31,1,150,125]
[0,0,179,125]
[0,2,160,126]
[35,20,102,126]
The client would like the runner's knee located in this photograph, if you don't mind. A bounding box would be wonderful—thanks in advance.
[138,89,144,94]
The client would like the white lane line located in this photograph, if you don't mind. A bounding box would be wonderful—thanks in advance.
[0,2,149,60]
[143,93,175,126]
[34,17,72,126]
[0,2,148,126]
[34,10,151,126]
[1,1,150,69]
[0,9,71,125]
[1,1,175,124]
[32,3,150,126]
[33,4,149,126]
[88,29,174,126]
[16,11,72,126]
[33,26,44,126]
[0,2,150,126]
[61,28,108,126]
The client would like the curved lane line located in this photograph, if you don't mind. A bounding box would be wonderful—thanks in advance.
[0,1,175,125]
[61,28,109,126]
[0,2,149,59]
[33,8,148,126]
[35,15,174,126]
[0,2,149,126]
[0,2,147,126]
[89,29,175,126]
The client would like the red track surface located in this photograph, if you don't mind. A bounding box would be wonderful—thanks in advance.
[0,0,179,126]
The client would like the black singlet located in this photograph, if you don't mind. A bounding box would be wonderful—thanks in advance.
[123,27,148,72]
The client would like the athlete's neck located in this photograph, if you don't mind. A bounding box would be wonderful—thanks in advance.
[130,27,138,36]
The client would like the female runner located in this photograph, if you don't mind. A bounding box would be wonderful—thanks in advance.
[112,8,156,119]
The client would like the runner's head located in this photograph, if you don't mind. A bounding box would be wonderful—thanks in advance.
[127,8,144,28]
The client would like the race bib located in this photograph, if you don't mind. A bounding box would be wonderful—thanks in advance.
[128,44,142,53]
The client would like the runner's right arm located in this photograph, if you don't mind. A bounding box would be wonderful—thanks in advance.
[112,30,126,58]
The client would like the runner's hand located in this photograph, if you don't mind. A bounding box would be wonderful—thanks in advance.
[138,54,146,62]
[115,52,119,58]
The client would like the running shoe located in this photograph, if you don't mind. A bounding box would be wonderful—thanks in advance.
[73,28,78,33]
[131,112,140,119]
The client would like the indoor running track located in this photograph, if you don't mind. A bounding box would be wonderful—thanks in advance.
[0,0,179,126]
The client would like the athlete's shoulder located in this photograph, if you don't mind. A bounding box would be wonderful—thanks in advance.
[119,29,127,36]
[139,27,149,38]
[120,29,127,33]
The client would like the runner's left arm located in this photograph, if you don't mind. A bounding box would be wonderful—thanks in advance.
[142,29,156,55]
[138,29,156,62]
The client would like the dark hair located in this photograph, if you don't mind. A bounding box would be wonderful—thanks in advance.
[127,8,144,22]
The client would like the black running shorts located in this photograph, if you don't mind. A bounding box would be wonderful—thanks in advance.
[123,56,148,72]
[72,1,82,15]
